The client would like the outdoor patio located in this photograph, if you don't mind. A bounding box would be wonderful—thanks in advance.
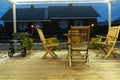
[0,0,120,79]
[0,43,120,80]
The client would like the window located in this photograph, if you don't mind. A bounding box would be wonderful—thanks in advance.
[34,23,43,30]
[59,20,69,29]
[18,23,27,31]
[74,20,84,26]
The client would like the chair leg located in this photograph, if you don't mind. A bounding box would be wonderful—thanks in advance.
[85,51,88,60]
[85,54,90,67]
[96,48,103,57]
[69,56,72,67]
[68,52,72,67]
[48,51,57,59]
[104,47,114,59]
[42,52,48,59]
[112,51,117,58]
[51,51,57,57]
[96,45,107,57]
[42,51,57,59]
[68,46,72,67]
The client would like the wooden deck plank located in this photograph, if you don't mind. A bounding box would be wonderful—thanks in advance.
[0,50,120,80]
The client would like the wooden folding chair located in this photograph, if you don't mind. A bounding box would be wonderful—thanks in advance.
[67,26,90,67]
[96,26,120,59]
[37,29,59,59]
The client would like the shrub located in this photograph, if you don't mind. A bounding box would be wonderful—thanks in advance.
[21,38,33,49]
[91,38,100,50]
[46,37,60,50]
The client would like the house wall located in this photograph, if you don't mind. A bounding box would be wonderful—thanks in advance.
[3,18,97,40]
[4,22,13,36]
[48,19,97,38]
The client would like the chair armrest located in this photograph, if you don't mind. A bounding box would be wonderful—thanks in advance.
[96,35,107,39]
[95,35,107,43]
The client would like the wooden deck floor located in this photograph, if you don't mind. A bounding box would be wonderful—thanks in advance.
[0,50,120,80]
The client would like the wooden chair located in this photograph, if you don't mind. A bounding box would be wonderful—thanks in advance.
[37,29,59,59]
[96,26,120,59]
[67,26,90,67]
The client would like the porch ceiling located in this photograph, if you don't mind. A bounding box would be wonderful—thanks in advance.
[6,0,111,4]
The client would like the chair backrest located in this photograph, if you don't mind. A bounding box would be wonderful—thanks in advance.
[70,26,90,46]
[69,29,80,43]
[105,26,120,44]
[37,29,59,46]
[37,29,46,43]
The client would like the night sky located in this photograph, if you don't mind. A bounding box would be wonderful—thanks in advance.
[0,0,120,24]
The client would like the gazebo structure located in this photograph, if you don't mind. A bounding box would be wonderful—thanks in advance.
[6,0,114,33]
